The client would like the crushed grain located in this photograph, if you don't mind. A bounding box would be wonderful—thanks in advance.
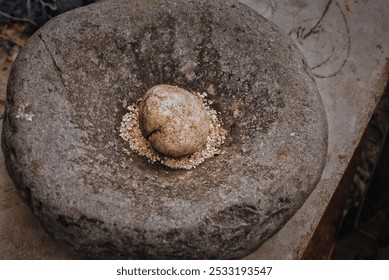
[120,91,227,169]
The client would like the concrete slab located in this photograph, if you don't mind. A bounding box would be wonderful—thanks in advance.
[242,0,389,259]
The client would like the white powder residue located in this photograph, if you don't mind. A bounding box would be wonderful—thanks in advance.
[120,92,227,169]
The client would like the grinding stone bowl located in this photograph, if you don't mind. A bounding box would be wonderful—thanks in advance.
[2,0,328,259]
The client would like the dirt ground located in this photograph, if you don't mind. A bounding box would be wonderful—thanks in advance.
[0,23,27,116]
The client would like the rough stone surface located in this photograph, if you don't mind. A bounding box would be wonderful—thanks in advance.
[138,85,210,157]
[2,0,327,259]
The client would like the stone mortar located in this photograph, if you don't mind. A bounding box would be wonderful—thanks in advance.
[2,0,328,259]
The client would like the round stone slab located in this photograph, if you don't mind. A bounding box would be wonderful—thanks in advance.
[2,0,327,259]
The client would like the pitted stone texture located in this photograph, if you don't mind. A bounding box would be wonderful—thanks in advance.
[2,0,327,259]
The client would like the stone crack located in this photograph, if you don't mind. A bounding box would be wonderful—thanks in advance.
[38,33,67,88]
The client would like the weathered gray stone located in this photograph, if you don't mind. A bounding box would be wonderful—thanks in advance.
[2,0,327,259]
